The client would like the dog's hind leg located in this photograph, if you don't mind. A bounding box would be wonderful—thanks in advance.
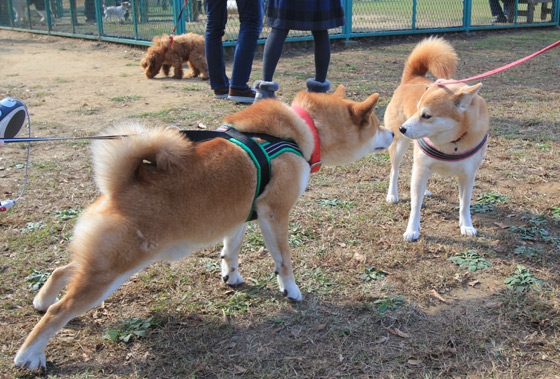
[14,263,145,370]
[258,210,301,301]
[32,263,76,312]
[387,137,411,203]
[183,62,198,79]
[220,224,247,286]
[458,172,477,237]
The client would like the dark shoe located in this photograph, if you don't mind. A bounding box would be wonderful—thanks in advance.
[253,80,279,103]
[228,88,256,103]
[213,88,229,99]
[491,15,508,23]
[306,78,331,93]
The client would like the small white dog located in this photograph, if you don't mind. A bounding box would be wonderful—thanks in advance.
[103,1,131,23]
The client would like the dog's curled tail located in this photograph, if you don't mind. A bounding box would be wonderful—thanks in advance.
[401,36,458,83]
[92,122,192,195]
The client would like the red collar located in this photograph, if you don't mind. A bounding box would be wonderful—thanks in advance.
[164,35,174,53]
[291,105,321,173]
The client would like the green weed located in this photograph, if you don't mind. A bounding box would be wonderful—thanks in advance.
[504,265,545,292]
[476,193,509,204]
[513,245,543,258]
[372,296,405,313]
[55,208,81,220]
[104,317,158,343]
[449,250,491,272]
[110,95,141,102]
[361,266,388,282]
[25,269,50,291]
[317,198,355,210]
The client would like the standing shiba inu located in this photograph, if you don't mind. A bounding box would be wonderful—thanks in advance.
[384,37,489,242]
[14,86,393,371]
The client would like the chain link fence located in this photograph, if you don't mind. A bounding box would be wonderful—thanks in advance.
[1,0,558,47]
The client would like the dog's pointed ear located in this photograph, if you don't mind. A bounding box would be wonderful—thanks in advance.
[454,83,482,111]
[333,85,345,98]
[352,93,379,127]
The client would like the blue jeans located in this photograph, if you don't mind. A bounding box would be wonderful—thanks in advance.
[205,0,263,91]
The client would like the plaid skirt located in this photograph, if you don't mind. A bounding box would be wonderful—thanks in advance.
[266,0,345,30]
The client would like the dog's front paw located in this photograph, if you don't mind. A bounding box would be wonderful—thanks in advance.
[222,270,244,287]
[386,193,399,203]
[403,229,420,242]
[277,277,302,302]
[461,226,477,237]
[14,348,46,371]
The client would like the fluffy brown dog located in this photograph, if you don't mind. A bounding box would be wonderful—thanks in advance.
[140,33,208,80]
[14,86,393,371]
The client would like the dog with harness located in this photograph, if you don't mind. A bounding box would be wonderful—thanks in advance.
[14,86,393,371]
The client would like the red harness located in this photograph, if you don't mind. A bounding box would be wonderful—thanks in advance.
[291,105,321,173]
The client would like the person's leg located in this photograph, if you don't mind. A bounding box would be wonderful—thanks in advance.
[306,29,331,93]
[205,0,229,95]
[488,0,502,17]
[253,27,288,102]
[262,27,289,82]
[229,0,263,90]
[311,29,330,83]
[489,0,507,22]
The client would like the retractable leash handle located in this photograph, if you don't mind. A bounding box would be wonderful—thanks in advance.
[0,97,27,140]
[0,97,29,212]
[0,200,17,212]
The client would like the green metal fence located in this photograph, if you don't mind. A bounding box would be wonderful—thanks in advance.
[1,0,558,47]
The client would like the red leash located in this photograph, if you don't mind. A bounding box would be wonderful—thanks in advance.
[439,39,560,85]
[167,0,190,49]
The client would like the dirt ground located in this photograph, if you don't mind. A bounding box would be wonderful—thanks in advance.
[1,28,559,378]
[0,30,210,133]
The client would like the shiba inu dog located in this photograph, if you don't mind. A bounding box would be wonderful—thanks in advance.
[384,37,489,242]
[14,86,393,370]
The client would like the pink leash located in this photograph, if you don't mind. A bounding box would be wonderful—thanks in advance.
[439,39,560,85]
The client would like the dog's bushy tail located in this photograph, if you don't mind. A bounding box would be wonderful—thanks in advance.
[92,122,192,195]
[401,36,458,83]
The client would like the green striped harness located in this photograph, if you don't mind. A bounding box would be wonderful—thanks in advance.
[180,124,303,221]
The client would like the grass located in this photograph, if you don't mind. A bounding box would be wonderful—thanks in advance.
[0,28,559,378]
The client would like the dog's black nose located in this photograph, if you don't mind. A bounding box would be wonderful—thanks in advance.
[399,126,407,134]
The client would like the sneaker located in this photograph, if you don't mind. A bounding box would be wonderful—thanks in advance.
[228,88,256,103]
[213,88,229,99]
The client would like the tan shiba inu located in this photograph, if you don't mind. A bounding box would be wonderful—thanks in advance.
[14,86,393,370]
[384,37,489,242]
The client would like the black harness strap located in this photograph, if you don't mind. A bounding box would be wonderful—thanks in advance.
[180,126,302,221]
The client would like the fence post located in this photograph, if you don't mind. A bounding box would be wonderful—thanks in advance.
[174,0,186,35]
[411,0,417,29]
[3,0,15,27]
[94,0,103,37]
[343,0,353,41]
[464,0,472,33]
